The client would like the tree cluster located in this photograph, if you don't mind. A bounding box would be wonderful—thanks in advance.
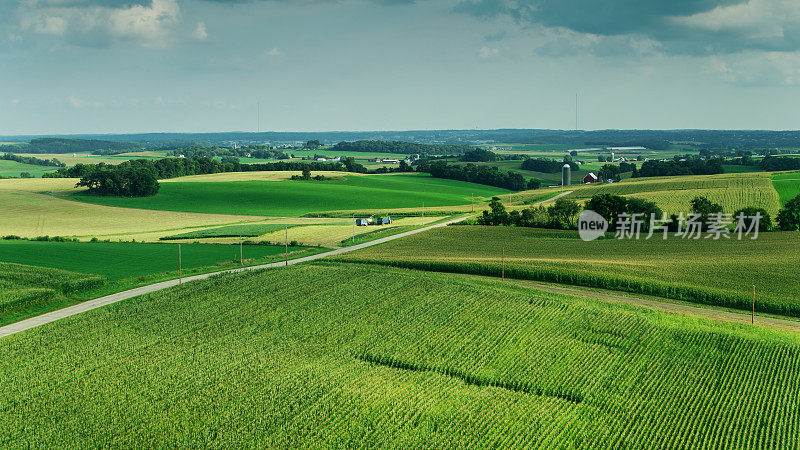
[759,156,800,172]
[521,158,575,173]
[633,158,723,178]
[330,140,476,155]
[75,163,160,197]
[477,198,582,230]
[420,161,537,191]
[1,153,65,167]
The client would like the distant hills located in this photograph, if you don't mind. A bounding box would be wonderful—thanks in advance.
[2,129,800,151]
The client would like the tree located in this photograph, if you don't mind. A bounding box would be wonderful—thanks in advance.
[625,198,662,231]
[586,194,628,228]
[570,150,578,157]
[598,164,621,182]
[478,200,510,226]
[776,195,800,231]
[19,172,33,178]
[301,169,311,180]
[733,207,773,232]
[547,198,581,228]
[598,155,606,162]
[305,140,322,150]
[690,196,723,226]
[526,178,542,190]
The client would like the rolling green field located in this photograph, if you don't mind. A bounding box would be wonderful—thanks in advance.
[0,160,59,178]
[334,226,800,316]
[772,172,800,204]
[0,240,309,281]
[68,174,506,217]
[2,263,799,447]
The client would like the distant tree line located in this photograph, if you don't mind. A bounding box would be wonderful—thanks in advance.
[170,145,290,160]
[632,158,723,178]
[0,138,141,155]
[330,140,476,155]
[460,149,498,162]
[759,156,800,172]
[418,161,539,191]
[44,156,373,197]
[1,153,65,167]
[520,158,578,173]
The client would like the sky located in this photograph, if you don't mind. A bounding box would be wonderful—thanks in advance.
[1,0,799,135]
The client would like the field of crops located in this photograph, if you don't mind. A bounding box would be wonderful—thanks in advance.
[772,172,800,204]
[68,173,504,217]
[334,226,800,316]
[2,263,799,447]
[0,240,310,280]
[563,173,782,216]
[0,262,104,322]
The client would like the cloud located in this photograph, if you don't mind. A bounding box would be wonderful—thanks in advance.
[453,0,800,55]
[193,21,208,40]
[66,96,102,108]
[478,45,499,58]
[264,47,283,57]
[14,0,180,46]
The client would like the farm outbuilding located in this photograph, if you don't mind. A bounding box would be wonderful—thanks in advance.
[583,173,598,184]
[376,217,392,225]
[356,219,369,226]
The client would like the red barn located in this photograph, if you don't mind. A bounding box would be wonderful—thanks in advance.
[583,173,599,184]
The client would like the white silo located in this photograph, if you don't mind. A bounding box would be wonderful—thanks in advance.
[562,164,571,186]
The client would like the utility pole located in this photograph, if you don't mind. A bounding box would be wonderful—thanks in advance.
[752,285,756,324]
[284,225,289,266]
[178,244,182,284]
[471,193,474,213]
[239,235,243,265]
[501,248,505,281]
[352,214,356,245]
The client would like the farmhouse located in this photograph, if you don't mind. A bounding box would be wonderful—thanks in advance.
[583,173,599,184]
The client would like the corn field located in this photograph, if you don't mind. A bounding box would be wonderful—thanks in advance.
[1,263,799,447]
[0,262,104,314]
[335,226,800,317]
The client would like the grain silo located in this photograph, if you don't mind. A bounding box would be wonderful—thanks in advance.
[562,164,571,186]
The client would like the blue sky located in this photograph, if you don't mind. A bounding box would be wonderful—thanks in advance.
[2,0,799,134]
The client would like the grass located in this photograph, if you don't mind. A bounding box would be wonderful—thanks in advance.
[68,173,506,217]
[334,226,800,317]
[0,160,59,178]
[772,171,800,204]
[0,240,309,281]
[0,178,266,240]
[2,263,800,446]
